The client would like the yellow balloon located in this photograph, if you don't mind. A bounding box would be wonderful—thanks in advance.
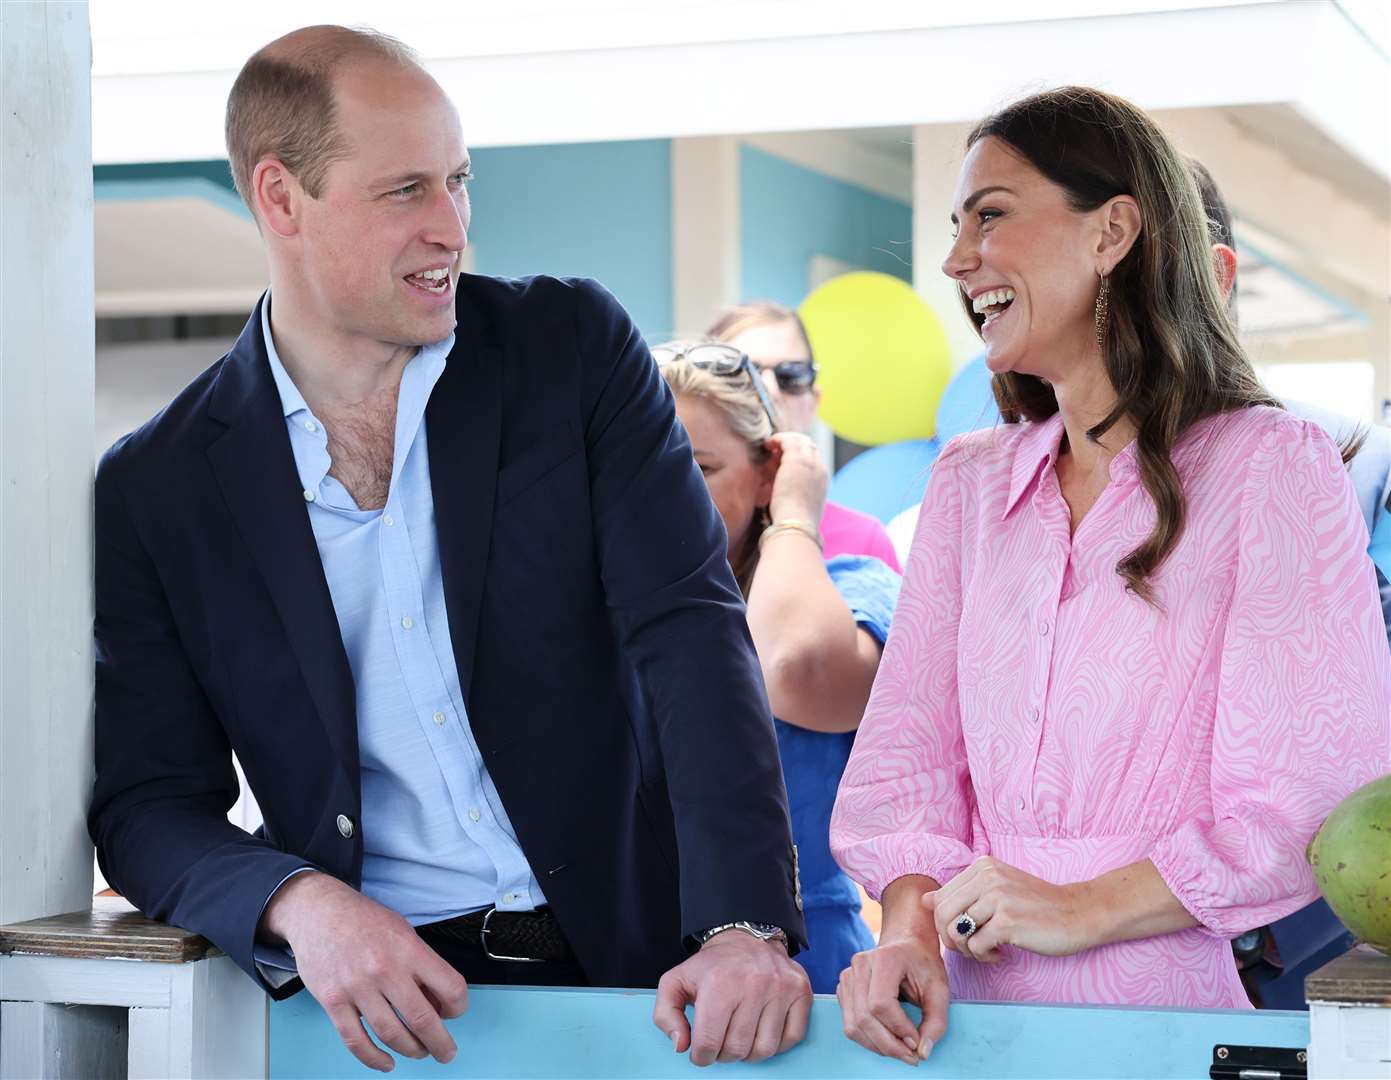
[798,272,952,446]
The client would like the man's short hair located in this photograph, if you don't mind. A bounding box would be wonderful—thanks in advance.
[225,26,420,215]
[1189,157,1235,252]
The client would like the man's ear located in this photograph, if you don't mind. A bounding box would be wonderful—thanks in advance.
[1212,242,1238,303]
[1096,194,1142,273]
[252,159,301,239]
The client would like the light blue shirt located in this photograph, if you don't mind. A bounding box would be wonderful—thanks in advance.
[262,297,544,924]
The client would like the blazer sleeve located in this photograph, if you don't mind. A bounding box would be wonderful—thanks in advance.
[571,279,806,949]
[1149,419,1391,937]
[829,442,984,900]
[89,448,315,996]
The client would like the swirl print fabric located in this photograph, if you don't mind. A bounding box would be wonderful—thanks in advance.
[829,406,1391,1009]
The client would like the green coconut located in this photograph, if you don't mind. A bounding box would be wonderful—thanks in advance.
[1307,774,1391,956]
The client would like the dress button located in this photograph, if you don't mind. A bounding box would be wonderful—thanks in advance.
[1016,796,1027,812]
[383,514,394,526]
[433,711,446,726]
[1030,707,1040,724]
[468,807,481,822]
[401,615,414,630]
[303,489,315,502]
[336,814,354,838]
[1039,620,1050,636]
[304,420,318,433]
[503,893,518,904]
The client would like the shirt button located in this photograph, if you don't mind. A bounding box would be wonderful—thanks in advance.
[503,893,518,904]
[1016,796,1027,812]
[401,615,414,630]
[468,807,481,822]
[1039,620,1051,636]
[433,711,446,726]
[336,814,354,838]
[1030,707,1040,724]
[302,489,315,502]
[383,514,394,526]
[304,419,318,433]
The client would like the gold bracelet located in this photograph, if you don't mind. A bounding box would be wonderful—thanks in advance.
[758,519,824,553]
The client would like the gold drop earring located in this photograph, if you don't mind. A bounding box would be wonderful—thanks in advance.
[1094,273,1110,352]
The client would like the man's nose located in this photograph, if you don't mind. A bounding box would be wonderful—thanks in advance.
[424,187,468,253]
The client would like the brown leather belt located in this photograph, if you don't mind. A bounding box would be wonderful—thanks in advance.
[420,906,574,964]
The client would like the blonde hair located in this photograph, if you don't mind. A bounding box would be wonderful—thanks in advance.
[706,302,814,356]
[660,356,779,595]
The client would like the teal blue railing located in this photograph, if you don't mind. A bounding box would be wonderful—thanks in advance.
[271,986,1309,1078]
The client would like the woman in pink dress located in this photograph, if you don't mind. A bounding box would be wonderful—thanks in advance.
[829,86,1391,1066]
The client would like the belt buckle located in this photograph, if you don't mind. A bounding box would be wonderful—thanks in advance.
[480,907,545,963]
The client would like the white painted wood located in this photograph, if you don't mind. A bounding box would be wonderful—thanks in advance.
[1308,1001,1391,1080]
[91,4,1387,176]
[1,953,268,1079]
[0,1001,126,1080]
[0,954,173,1008]
[0,0,96,931]
[744,131,912,203]
[671,136,740,339]
[911,121,980,374]
[126,1005,175,1079]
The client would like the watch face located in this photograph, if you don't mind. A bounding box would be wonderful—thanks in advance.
[744,922,783,939]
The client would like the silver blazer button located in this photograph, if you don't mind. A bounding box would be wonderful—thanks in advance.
[336,814,354,839]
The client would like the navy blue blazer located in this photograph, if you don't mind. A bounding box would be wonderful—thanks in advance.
[89,275,806,997]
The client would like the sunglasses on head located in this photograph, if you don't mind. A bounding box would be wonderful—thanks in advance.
[651,342,779,431]
[758,359,818,395]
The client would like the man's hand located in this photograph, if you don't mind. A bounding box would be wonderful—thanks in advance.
[652,929,811,1066]
[260,871,469,1073]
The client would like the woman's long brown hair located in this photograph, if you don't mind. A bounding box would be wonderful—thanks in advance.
[962,87,1282,605]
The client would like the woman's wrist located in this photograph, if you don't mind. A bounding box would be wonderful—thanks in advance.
[879,874,942,949]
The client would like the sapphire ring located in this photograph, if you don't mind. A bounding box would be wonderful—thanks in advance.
[954,913,978,939]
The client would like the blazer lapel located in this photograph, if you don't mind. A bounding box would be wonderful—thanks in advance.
[427,313,502,711]
[205,299,359,779]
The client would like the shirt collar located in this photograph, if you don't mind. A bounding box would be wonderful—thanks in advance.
[1000,412,1142,520]
[260,291,456,422]
[261,294,310,420]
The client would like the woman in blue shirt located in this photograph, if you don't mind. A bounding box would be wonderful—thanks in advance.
[655,342,901,993]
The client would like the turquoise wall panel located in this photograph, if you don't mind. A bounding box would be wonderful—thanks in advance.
[467,140,673,341]
[739,145,912,311]
[271,985,1309,1079]
[93,141,674,341]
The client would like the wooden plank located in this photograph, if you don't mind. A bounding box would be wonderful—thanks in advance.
[1305,945,1391,1006]
[271,986,1311,1079]
[0,907,216,963]
[0,955,174,1008]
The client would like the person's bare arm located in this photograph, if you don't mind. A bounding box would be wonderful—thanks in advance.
[746,433,881,733]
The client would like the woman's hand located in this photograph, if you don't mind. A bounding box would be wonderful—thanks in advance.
[836,934,950,1066]
[836,876,950,1065]
[765,432,828,525]
[927,856,1093,963]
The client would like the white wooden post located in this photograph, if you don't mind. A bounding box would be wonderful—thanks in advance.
[671,135,741,339]
[0,0,96,925]
[912,121,979,374]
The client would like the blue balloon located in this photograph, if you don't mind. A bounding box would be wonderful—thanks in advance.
[830,438,942,524]
[936,354,1001,443]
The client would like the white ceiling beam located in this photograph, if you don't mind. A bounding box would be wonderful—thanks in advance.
[94,3,1387,179]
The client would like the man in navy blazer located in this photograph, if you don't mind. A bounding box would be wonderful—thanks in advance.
[90,25,809,1073]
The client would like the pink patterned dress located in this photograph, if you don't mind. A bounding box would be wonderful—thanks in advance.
[830,406,1391,1008]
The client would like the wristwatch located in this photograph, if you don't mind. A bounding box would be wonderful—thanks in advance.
[696,921,789,948]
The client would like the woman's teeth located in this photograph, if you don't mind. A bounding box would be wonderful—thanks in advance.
[972,287,1016,316]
